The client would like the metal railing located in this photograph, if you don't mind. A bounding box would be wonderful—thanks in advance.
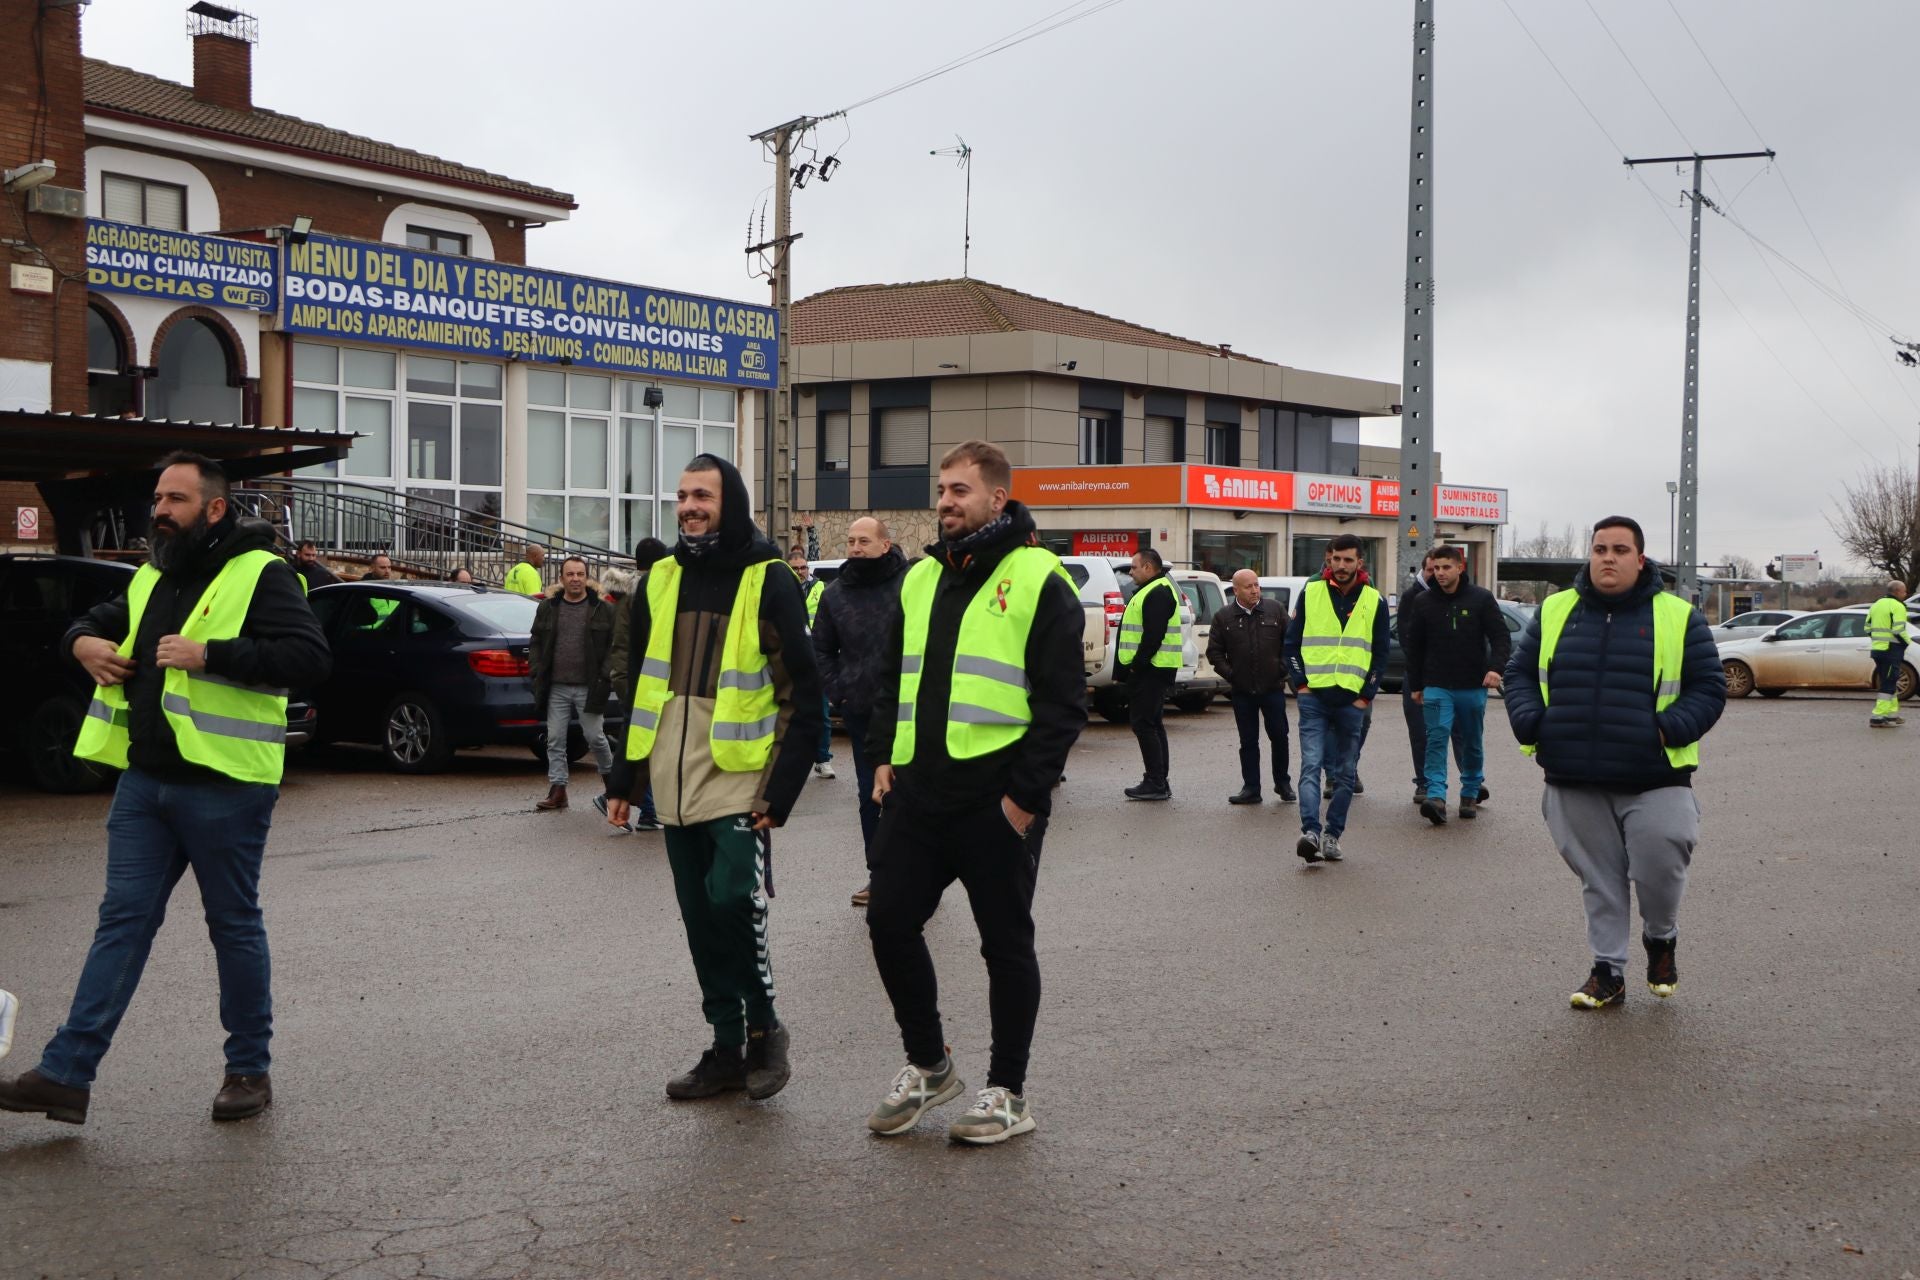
[232,481,631,586]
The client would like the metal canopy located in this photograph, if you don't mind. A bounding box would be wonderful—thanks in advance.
[0,410,351,481]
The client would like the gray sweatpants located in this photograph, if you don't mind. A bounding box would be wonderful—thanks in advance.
[1542,784,1700,972]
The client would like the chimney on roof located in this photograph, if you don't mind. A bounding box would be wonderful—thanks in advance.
[187,2,257,113]
[1218,343,1232,357]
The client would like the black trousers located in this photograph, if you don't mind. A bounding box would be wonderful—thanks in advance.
[1229,688,1290,792]
[1128,668,1174,785]
[1400,688,1426,788]
[867,793,1046,1094]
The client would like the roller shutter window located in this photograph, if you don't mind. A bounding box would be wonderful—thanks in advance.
[1144,415,1179,464]
[822,410,850,470]
[876,406,929,469]
[102,173,187,230]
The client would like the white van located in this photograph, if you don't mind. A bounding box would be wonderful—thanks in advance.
[1167,569,1230,712]
[1257,575,1309,617]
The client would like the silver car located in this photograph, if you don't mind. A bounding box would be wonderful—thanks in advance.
[1712,609,1805,645]
[1718,609,1916,700]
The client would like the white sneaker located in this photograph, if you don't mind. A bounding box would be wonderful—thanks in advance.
[948,1086,1036,1145]
[0,989,17,1061]
[813,762,837,779]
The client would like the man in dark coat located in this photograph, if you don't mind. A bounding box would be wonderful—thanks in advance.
[1207,568,1295,805]
[1504,515,1725,1011]
[813,515,908,907]
[1400,545,1510,824]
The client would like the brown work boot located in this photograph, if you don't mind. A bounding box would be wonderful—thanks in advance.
[535,783,568,811]
[0,1069,90,1125]
[212,1072,272,1121]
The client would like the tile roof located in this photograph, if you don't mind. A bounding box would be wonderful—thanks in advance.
[83,59,575,209]
[791,278,1273,364]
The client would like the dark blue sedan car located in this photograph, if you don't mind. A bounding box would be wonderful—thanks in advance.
[306,581,624,773]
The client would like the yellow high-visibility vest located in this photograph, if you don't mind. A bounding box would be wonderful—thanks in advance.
[804,578,824,627]
[892,546,1069,766]
[1525,588,1700,769]
[1118,575,1183,668]
[73,550,289,785]
[1867,596,1908,651]
[1299,578,1381,692]
[624,557,778,772]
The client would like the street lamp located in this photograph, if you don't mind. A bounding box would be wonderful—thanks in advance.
[1665,480,1679,567]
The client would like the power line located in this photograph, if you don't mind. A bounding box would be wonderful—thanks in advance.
[1580,0,1696,153]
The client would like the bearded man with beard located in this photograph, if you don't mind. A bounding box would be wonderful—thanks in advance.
[0,452,328,1127]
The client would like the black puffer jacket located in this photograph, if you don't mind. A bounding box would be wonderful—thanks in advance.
[1401,574,1510,692]
[814,545,907,717]
[1503,563,1725,791]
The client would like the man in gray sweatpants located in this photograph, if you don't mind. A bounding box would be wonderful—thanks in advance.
[1503,516,1726,1009]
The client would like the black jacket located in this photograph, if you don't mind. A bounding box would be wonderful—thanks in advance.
[1401,575,1510,692]
[1207,597,1289,695]
[294,559,339,590]
[530,591,615,708]
[606,456,823,825]
[814,545,908,717]
[1122,571,1178,680]
[867,502,1087,818]
[1284,570,1392,706]
[66,514,331,784]
[1503,563,1726,791]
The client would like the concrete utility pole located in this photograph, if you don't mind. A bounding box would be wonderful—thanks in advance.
[1396,1,1436,574]
[747,116,818,548]
[1622,148,1773,601]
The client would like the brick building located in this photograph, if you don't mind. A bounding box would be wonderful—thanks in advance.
[0,0,774,561]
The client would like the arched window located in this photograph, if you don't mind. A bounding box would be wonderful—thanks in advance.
[86,305,137,416]
[150,317,240,422]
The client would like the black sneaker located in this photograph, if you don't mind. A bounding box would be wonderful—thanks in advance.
[1458,797,1478,820]
[1412,787,1427,806]
[1477,785,1491,803]
[666,1046,747,1099]
[1643,935,1678,998]
[745,1023,792,1100]
[1569,962,1625,1010]
[1296,832,1323,864]
[1420,797,1449,826]
[1125,781,1172,801]
[1228,787,1262,805]
[1275,778,1297,803]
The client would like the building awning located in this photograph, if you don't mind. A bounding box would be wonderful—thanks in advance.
[0,410,353,481]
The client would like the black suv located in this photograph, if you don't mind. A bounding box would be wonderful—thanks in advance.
[0,554,317,792]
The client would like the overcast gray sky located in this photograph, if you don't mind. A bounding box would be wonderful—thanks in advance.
[87,1,1920,573]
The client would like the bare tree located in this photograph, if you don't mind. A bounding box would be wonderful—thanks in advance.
[1510,521,1585,559]
[1829,465,1917,586]
[1714,553,1760,580]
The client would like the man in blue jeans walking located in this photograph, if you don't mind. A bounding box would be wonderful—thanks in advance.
[0,453,328,1126]
[1286,536,1390,864]
[1400,545,1510,826]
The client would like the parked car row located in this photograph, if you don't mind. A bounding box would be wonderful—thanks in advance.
[1717,608,1918,700]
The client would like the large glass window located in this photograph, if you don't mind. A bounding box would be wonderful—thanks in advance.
[150,318,239,422]
[85,306,136,416]
[1204,422,1239,467]
[1078,412,1119,465]
[1192,530,1267,578]
[527,371,614,548]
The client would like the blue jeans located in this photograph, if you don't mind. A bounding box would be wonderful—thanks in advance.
[843,709,881,868]
[817,694,833,764]
[39,768,278,1088]
[1297,694,1366,837]
[546,683,612,787]
[1422,687,1488,801]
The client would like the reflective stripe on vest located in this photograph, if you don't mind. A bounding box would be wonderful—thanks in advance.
[623,557,779,772]
[1525,588,1700,769]
[1299,579,1381,692]
[892,546,1069,766]
[73,550,289,784]
[1867,597,1908,650]
[1117,575,1184,668]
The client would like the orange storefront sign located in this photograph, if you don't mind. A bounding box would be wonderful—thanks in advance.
[1012,464,1183,507]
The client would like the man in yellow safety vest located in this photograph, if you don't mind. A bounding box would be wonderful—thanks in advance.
[1118,547,1185,801]
[1866,579,1909,728]
[605,454,823,1105]
[861,439,1086,1145]
[0,452,329,1127]
[504,543,545,596]
[1504,515,1725,1011]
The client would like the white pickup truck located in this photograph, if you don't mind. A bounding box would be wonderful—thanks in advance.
[1059,555,1199,723]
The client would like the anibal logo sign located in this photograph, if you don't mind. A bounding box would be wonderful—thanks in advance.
[1200,471,1282,502]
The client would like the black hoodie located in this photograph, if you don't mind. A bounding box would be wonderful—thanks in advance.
[866,501,1086,818]
[65,513,331,784]
[813,544,908,717]
[608,456,823,824]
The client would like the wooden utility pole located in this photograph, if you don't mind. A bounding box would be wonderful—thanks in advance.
[747,116,818,548]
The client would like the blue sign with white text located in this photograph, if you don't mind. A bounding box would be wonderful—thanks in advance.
[279,234,777,388]
[85,219,278,311]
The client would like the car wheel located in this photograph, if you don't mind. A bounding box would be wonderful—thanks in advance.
[26,696,115,794]
[383,693,452,773]
[1722,660,1755,698]
[1900,663,1919,701]
[1173,693,1212,714]
[1756,687,1787,698]
[1093,689,1129,724]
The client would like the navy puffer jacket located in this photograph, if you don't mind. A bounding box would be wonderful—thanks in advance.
[1503,563,1726,790]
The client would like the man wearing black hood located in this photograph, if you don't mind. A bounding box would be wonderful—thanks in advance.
[1504,516,1724,1011]
[0,452,329,1127]
[861,440,1086,1145]
[812,515,908,908]
[606,454,822,1104]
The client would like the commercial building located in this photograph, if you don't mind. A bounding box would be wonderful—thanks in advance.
[0,0,774,561]
[788,278,1505,583]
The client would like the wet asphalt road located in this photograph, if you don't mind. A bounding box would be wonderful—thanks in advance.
[1,692,1916,1280]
